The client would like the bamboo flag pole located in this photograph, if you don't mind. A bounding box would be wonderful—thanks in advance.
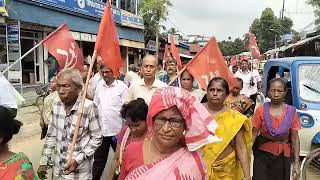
[67,50,97,164]
[168,66,187,86]
[176,66,182,87]
[1,24,66,76]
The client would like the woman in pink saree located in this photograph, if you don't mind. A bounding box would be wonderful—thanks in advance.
[119,87,221,180]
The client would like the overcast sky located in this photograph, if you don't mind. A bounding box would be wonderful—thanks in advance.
[162,0,316,41]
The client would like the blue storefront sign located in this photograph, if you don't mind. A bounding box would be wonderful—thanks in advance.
[17,0,144,30]
[112,7,122,24]
[7,22,20,53]
[27,0,122,24]
[121,10,144,29]
[6,21,22,83]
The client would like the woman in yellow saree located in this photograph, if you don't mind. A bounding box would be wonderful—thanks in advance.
[202,77,252,180]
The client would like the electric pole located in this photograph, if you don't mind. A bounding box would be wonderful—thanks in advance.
[281,0,285,20]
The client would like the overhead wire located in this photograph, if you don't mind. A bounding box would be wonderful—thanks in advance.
[166,18,188,37]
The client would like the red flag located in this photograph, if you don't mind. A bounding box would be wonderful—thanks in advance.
[186,37,237,90]
[170,35,183,69]
[249,32,261,59]
[230,56,237,66]
[163,45,170,69]
[43,24,84,71]
[240,55,248,62]
[95,2,123,78]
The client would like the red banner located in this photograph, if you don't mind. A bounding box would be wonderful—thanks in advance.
[95,1,123,78]
[230,56,238,66]
[43,24,84,71]
[163,45,170,69]
[170,35,183,69]
[249,32,261,59]
[186,37,237,90]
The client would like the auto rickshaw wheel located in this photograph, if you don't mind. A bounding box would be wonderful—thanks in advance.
[302,148,320,180]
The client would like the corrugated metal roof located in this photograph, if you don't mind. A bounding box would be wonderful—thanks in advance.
[281,34,320,52]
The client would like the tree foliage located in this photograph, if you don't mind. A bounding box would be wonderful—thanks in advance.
[249,8,294,53]
[139,0,172,44]
[219,8,294,55]
[218,38,246,56]
[307,0,320,27]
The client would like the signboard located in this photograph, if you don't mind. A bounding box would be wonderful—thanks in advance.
[6,21,22,83]
[121,10,144,29]
[146,40,156,51]
[112,8,122,24]
[71,31,81,41]
[30,0,104,18]
[25,0,145,29]
[71,31,96,42]
[28,0,122,24]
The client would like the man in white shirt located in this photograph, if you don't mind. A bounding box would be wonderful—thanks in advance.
[124,64,140,86]
[92,64,128,180]
[235,59,262,104]
[0,75,18,118]
[87,56,104,100]
[124,55,167,105]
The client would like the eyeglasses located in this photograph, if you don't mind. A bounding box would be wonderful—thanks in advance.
[153,117,184,128]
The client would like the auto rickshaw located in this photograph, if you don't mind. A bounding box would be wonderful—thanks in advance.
[262,57,320,157]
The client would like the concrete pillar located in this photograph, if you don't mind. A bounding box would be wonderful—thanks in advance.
[43,32,49,83]
[126,46,129,72]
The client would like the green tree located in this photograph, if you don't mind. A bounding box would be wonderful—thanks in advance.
[139,0,172,45]
[233,38,246,54]
[307,0,320,26]
[218,37,246,56]
[249,8,294,53]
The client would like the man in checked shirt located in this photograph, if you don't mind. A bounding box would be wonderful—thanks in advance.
[37,68,102,180]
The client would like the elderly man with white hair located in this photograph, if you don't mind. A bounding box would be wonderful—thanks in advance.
[124,55,167,105]
[37,68,102,180]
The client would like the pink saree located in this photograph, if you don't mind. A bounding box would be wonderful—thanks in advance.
[120,87,220,180]
[124,147,206,180]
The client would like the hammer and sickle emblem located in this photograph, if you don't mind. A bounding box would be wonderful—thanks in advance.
[56,43,79,69]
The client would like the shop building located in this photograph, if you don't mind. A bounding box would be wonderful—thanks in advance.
[158,41,193,65]
[0,0,144,90]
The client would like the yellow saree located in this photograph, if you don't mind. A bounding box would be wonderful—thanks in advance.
[202,109,252,180]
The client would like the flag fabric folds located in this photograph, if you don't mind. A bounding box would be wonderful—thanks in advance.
[163,45,170,69]
[170,35,183,69]
[249,32,261,60]
[186,37,237,90]
[43,24,84,71]
[95,1,123,78]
